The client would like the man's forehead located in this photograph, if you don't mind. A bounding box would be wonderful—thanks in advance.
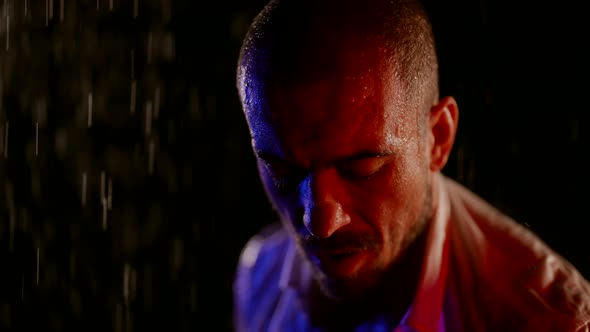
[247,73,410,165]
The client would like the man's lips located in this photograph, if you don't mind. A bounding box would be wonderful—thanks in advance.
[313,248,371,277]
[299,232,379,275]
[315,246,367,258]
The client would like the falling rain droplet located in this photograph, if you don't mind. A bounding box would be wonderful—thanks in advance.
[133,0,138,18]
[8,203,15,251]
[45,0,48,26]
[36,247,40,285]
[107,177,112,210]
[130,81,136,113]
[101,172,108,229]
[6,182,15,251]
[69,252,76,279]
[24,0,27,16]
[115,303,123,332]
[5,14,9,50]
[100,170,106,200]
[154,86,161,118]
[60,0,64,21]
[162,0,171,22]
[571,119,579,143]
[87,92,93,127]
[3,120,8,158]
[190,282,198,311]
[130,49,135,79]
[123,263,130,305]
[148,139,155,175]
[147,32,152,63]
[102,199,108,230]
[81,172,87,206]
[145,101,152,136]
[31,169,41,198]
[96,0,99,11]
[172,238,183,272]
[35,122,38,157]
[109,0,113,11]
[49,0,53,19]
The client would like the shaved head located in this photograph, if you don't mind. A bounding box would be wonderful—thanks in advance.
[235,0,448,302]
[237,0,439,122]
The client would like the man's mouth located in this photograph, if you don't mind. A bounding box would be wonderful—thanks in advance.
[313,247,371,277]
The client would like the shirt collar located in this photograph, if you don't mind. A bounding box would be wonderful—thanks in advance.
[398,173,452,332]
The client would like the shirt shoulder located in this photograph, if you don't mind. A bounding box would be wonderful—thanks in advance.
[441,175,590,331]
[233,222,293,331]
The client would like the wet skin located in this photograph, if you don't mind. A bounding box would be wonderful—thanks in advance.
[241,35,438,302]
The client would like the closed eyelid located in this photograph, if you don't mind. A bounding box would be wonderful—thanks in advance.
[336,153,391,177]
[255,151,307,177]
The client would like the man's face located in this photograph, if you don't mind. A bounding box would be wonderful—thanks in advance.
[241,39,434,300]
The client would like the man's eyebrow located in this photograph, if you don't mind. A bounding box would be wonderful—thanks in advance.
[255,150,393,165]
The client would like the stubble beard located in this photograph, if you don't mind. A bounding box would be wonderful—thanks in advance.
[307,181,433,303]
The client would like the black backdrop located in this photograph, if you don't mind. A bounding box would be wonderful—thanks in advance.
[0,0,588,331]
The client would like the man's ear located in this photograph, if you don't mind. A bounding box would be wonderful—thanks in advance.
[429,96,459,172]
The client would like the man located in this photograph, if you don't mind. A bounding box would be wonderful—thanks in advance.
[232,0,590,330]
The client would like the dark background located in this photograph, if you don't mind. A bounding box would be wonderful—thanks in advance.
[0,0,588,331]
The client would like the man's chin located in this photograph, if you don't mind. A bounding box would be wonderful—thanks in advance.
[311,257,378,301]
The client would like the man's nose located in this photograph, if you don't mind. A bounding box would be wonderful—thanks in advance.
[301,168,351,238]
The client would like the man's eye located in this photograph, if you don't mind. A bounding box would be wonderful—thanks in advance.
[261,160,305,191]
[338,158,385,179]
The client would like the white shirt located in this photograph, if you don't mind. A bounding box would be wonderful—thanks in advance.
[233,173,590,331]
